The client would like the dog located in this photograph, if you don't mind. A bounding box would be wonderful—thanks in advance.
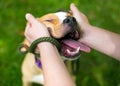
[20,11,90,86]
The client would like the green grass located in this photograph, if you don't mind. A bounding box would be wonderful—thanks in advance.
[0,0,120,86]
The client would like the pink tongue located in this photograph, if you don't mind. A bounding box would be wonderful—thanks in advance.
[62,39,91,53]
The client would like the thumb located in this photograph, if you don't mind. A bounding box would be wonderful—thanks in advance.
[70,3,80,18]
[25,13,38,25]
[70,3,83,23]
[70,3,89,24]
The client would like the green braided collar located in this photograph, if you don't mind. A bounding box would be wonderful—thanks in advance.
[29,37,61,55]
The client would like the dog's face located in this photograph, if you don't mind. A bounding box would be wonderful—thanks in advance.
[20,11,90,60]
[37,11,79,39]
[36,11,90,60]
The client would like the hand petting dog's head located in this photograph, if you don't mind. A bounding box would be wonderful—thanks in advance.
[21,11,90,60]
[37,11,90,60]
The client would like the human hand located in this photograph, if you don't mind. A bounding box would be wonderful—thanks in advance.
[70,3,90,29]
[24,13,50,44]
[70,3,92,40]
[70,3,120,60]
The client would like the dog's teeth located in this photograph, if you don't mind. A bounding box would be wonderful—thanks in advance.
[77,47,80,51]
[66,47,80,56]
[66,49,71,54]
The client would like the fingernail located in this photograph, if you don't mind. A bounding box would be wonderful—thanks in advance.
[71,3,75,6]
[71,3,74,5]
[25,13,32,20]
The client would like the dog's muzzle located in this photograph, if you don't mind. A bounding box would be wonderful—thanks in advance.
[63,16,77,28]
[62,16,80,40]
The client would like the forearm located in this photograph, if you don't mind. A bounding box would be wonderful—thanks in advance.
[38,42,75,86]
[80,25,120,60]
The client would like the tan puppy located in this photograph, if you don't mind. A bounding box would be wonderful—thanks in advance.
[20,11,90,86]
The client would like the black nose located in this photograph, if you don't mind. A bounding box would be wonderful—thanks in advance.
[63,16,77,27]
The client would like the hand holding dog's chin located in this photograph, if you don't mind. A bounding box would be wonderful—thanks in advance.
[70,3,91,41]
[25,13,50,44]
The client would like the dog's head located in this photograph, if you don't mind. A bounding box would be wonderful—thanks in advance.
[38,11,79,39]
[37,11,90,60]
[20,11,90,60]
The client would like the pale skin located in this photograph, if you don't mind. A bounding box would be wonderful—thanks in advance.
[70,4,120,60]
[24,3,120,86]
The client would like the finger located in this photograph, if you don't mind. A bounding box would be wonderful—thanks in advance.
[25,22,31,34]
[26,22,31,30]
[24,22,31,37]
[25,13,38,25]
[70,3,85,23]
[70,3,80,17]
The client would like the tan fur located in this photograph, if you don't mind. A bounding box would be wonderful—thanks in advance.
[38,14,63,38]
[22,53,44,85]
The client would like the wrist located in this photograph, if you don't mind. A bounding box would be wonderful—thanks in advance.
[33,34,50,42]
[37,41,52,50]
[80,24,92,42]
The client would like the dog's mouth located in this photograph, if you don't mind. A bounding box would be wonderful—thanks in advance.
[57,16,91,60]
[60,38,90,60]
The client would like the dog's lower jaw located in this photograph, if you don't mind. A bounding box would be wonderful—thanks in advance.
[66,47,80,56]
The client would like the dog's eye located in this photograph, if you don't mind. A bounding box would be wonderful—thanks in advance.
[45,19,58,25]
[45,19,54,22]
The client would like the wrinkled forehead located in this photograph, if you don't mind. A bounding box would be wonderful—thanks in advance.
[54,12,72,23]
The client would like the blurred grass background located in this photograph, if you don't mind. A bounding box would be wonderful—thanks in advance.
[0,0,120,86]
